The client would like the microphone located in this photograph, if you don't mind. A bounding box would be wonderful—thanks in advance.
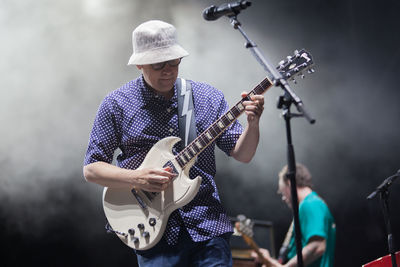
[202,1,252,21]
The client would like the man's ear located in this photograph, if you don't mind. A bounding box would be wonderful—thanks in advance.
[136,65,143,70]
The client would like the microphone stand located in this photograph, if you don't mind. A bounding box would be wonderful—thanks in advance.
[226,12,316,267]
[367,170,400,267]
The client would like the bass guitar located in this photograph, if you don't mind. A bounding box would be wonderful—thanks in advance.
[103,49,314,250]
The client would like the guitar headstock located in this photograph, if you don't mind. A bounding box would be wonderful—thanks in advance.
[234,214,254,238]
[277,49,314,83]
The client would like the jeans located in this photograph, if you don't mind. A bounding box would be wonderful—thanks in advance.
[135,228,232,267]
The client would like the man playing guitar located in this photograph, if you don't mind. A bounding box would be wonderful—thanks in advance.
[83,19,264,267]
[252,164,336,267]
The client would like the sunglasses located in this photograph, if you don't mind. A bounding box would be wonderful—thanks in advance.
[151,58,182,70]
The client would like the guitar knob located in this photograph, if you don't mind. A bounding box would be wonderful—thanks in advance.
[132,237,139,243]
[142,231,150,238]
[138,223,145,230]
[128,228,135,235]
[149,218,156,226]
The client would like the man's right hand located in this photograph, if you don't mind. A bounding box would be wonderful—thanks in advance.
[133,166,176,192]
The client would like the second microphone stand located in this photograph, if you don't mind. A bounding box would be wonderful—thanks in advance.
[227,13,316,267]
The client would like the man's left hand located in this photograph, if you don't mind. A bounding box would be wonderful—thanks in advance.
[241,91,264,123]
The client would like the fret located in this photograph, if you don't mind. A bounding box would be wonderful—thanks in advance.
[195,140,203,149]
[231,107,241,117]
[176,156,182,167]
[227,111,234,121]
[179,155,187,165]
[255,86,263,94]
[237,102,245,111]
[176,156,184,167]
[189,146,196,155]
[182,151,190,164]
[199,135,207,147]
[184,150,191,161]
[222,115,230,126]
[205,131,212,140]
[192,142,200,153]
[212,123,222,135]
[187,148,194,158]
[208,125,218,136]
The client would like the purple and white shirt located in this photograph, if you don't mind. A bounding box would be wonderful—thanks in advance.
[84,75,243,245]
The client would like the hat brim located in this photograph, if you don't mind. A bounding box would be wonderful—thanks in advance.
[128,44,189,65]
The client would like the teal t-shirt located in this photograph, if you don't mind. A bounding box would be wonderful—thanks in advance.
[287,191,336,267]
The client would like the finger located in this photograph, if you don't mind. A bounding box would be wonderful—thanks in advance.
[245,105,260,114]
[153,168,177,179]
[250,94,264,101]
[147,175,171,184]
[163,166,178,176]
[143,184,165,192]
[241,91,248,98]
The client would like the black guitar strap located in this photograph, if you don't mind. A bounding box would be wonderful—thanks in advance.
[176,78,197,147]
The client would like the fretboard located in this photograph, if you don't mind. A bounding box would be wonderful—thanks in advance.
[174,76,272,168]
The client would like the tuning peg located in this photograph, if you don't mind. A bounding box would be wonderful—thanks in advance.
[286,73,291,78]
[300,74,305,79]
[278,60,285,69]
[287,56,293,63]
[294,50,299,57]
[307,68,315,74]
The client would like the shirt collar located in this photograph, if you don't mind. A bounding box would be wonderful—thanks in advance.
[138,75,178,109]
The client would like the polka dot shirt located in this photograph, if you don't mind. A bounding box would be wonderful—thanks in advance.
[84,75,244,245]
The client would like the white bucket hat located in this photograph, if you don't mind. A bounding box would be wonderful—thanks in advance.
[128,20,189,65]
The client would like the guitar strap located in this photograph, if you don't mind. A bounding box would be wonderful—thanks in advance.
[176,78,197,147]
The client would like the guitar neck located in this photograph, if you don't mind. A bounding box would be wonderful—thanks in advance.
[174,77,272,168]
[242,234,274,267]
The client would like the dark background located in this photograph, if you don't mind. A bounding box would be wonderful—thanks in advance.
[1,0,399,266]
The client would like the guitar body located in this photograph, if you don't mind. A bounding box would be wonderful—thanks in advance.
[103,136,202,250]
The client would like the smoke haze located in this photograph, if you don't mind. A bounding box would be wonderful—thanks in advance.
[1,0,399,266]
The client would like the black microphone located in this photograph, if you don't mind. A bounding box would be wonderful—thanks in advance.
[202,1,252,21]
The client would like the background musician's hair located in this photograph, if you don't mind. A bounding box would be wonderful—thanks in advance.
[279,163,313,188]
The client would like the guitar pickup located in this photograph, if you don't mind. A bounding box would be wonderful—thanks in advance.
[163,160,178,174]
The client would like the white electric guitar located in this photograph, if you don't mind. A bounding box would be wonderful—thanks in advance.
[102,49,314,250]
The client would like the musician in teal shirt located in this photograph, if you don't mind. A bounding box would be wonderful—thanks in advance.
[286,191,336,267]
[252,163,336,267]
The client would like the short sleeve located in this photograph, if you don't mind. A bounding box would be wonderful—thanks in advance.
[84,96,121,165]
[214,92,244,155]
[300,199,329,243]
